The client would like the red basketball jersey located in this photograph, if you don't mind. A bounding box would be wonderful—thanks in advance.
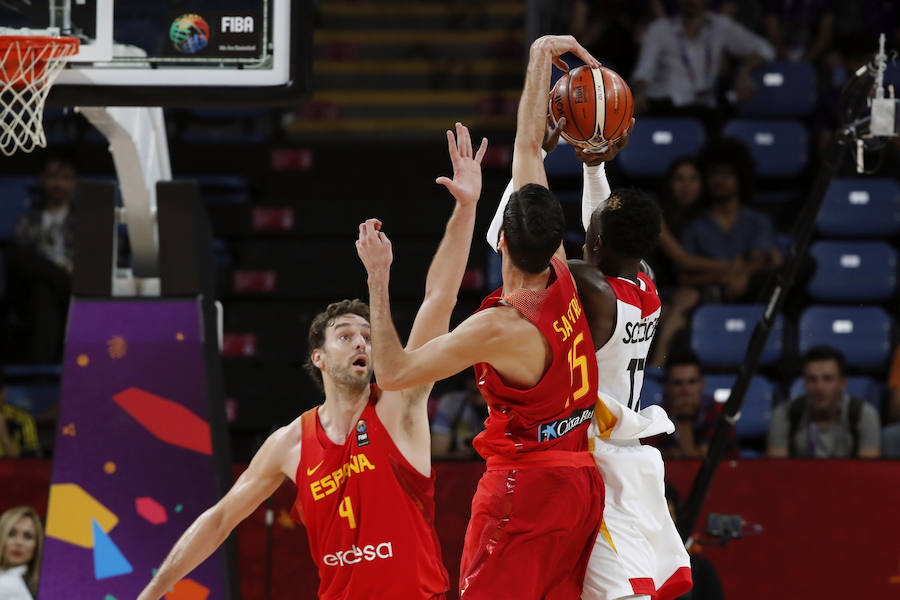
[291,386,449,599]
[473,256,599,459]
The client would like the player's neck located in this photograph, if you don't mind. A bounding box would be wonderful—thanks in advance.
[501,267,550,295]
[599,255,640,281]
[319,383,370,442]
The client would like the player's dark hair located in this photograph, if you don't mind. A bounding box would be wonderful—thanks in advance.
[502,183,565,274]
[664,351,703,380]
[304,299,370,390]
[598,188,661,260]
[801,345,847,378]
[698,137,756,202]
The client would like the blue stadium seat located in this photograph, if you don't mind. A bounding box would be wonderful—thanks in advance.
[0,177,36,240]
[807,241,897,302]
[691,305,783,367]
[739,61,817,117]
[789,376,883,411]
[798,306,892,369]
[721,119,808,177]
[618,118,706,177]
[703,374,774,438]
[640,376,664,409]
[817,178,900,237]
[544,141,583,178]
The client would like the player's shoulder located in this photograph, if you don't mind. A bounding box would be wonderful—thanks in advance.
[567,259,615,298]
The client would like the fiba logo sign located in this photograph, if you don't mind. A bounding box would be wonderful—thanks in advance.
[169,14,210,54]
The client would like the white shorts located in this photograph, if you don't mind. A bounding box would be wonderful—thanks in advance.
[583,439,692,600]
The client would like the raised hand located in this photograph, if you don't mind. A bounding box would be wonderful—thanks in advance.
[530,35,600,73]
[356,218,393,281]
[435,122,488,208]
[543,116,566,154]
[573,118,635,166]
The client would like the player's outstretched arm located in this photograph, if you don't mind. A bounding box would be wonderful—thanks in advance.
[136,427,293,600]
[406,122,487,351]
[512,35,598,192]
[574,118,633,230]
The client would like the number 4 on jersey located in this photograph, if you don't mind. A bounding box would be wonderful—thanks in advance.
[339,496,356,529]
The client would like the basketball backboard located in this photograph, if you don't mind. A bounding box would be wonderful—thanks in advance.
[0,0,311,106]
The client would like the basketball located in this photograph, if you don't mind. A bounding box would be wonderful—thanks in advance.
[549,65,633,151]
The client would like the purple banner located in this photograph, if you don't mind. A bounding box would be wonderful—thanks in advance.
[40,299,227,600]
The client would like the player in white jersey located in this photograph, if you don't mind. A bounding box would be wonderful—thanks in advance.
[568,151,692,600]
[487,128,691,600]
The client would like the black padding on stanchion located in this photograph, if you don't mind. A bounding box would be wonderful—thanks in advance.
[72,180,116,296]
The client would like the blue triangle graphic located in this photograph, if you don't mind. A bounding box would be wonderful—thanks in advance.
[92,519,133,580]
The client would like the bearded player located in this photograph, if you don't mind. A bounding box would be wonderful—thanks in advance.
[136,123,487,600]
[358,36,604,599]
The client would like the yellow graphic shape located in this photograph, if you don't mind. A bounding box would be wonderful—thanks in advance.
[107,336,127,359]
[104,461,117,474]
[62,423,76,437]
[176,332,184,341]
[77,354,90,367]
[45,483,119,548]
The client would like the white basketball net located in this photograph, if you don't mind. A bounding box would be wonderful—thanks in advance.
[0,35,78,156]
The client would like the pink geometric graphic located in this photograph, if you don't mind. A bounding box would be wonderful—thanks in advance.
[135,497,168,525]
[113,388,212,455]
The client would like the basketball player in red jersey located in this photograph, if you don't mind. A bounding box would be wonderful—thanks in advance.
[135,123,487,600]
[356,36,604,599]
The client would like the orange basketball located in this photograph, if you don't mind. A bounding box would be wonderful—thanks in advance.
[549,65,633,151]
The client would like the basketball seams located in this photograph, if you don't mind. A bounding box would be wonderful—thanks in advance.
[593,67,606,144]
[605,71,627,141]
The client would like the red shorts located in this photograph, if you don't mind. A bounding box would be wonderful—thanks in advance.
[459,451,604,599]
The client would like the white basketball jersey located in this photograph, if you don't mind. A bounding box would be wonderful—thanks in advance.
[590,272,673,441]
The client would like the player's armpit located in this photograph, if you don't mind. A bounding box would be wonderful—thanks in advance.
[375,310,506,391]
[567,259,617,350]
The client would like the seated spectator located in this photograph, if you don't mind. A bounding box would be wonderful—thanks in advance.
[631,0,774,120]
[650,139,781,366]
[762,0,836,63]
[0,371,41,459]
[651,353,736,459]
[882,346,900,458]
[664,482,725,600]
[6,154,77,363]
[0,506,43,599]
[430,374,487,460]
[768,346,880,458]
[652,156,735,292]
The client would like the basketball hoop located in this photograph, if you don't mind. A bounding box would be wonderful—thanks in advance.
[0,32,79,156]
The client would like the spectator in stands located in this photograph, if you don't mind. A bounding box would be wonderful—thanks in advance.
[652,352,736,459]
[882,346,900,458]
[650,139,781,366]
[430,373,487,460]
[0,506,43,599]
[768,346,880,458]
[665,482,725,600]
[762,0,836,63]
[631,0,774,120]
[6,154,77,363]
[651,155,736,293]
[0,370,41,459]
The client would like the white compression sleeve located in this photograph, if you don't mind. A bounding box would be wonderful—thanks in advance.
[487,149,548,252]
[582,162,611,231]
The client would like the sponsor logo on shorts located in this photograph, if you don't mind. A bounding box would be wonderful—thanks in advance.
[539,407,594,442]
[322,542,394,567]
